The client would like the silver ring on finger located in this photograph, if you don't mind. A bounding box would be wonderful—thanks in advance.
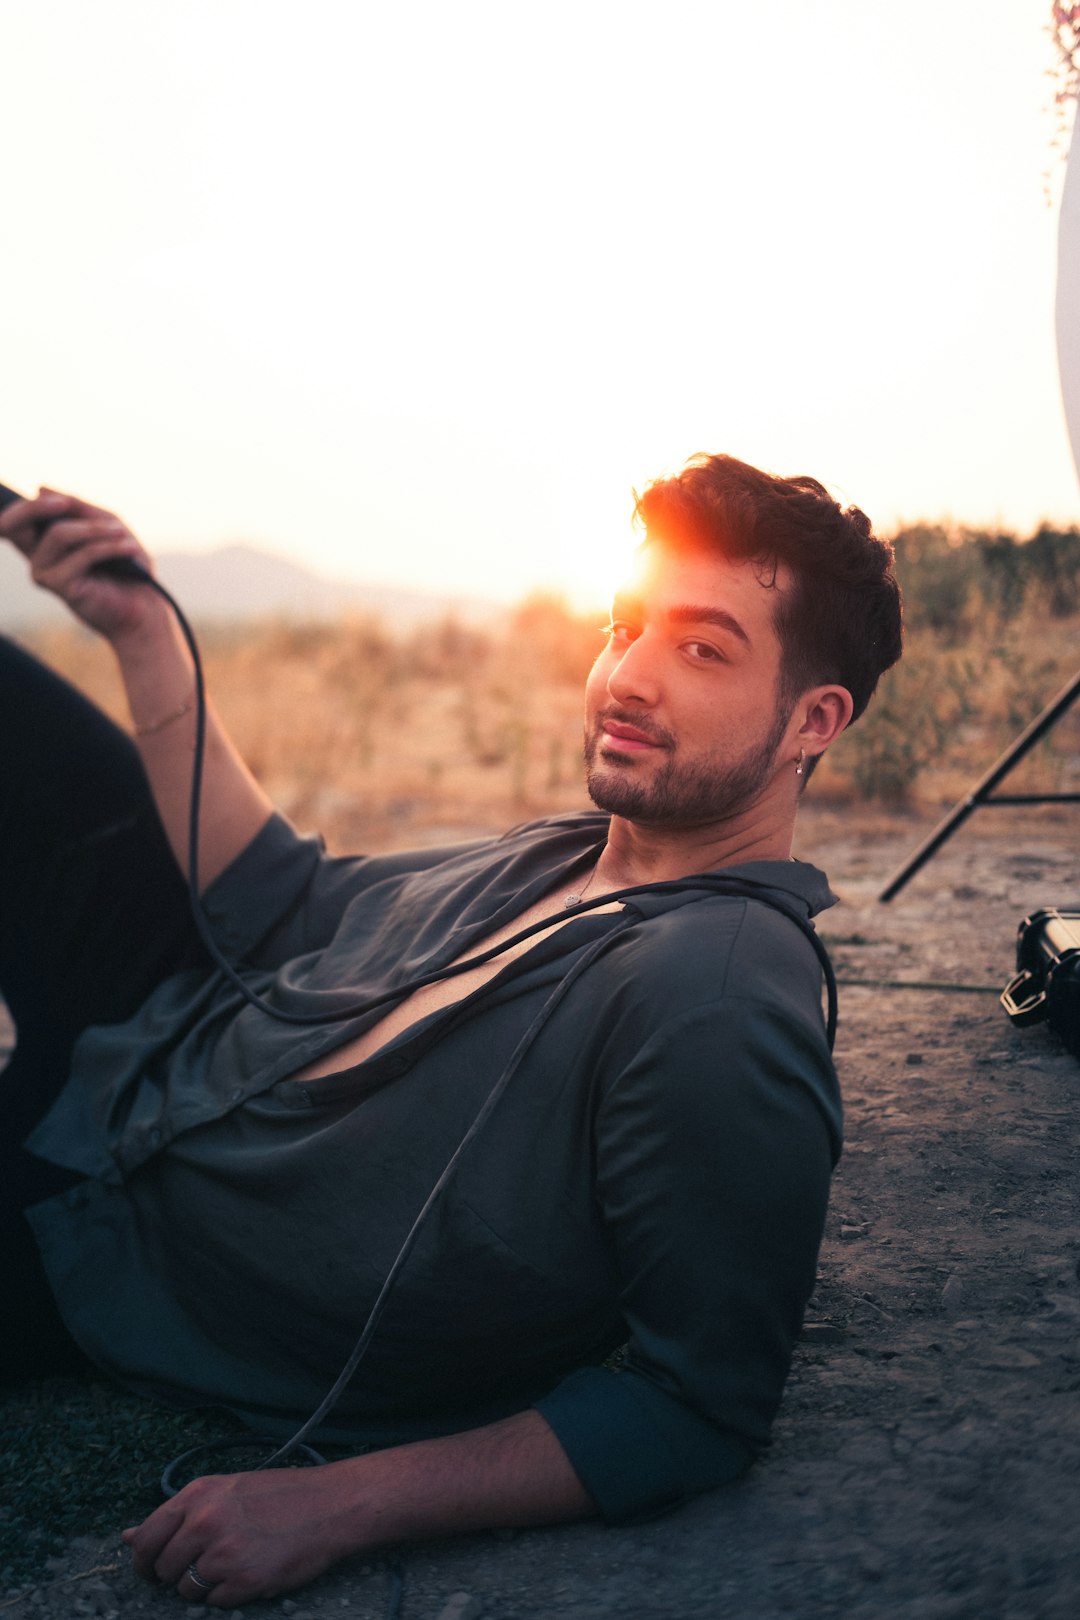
[186,1563,214,1593]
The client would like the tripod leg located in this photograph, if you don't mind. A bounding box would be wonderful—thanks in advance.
[879,668,1080,901]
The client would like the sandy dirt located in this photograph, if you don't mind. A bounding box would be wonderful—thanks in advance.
[3,801,1079,1620]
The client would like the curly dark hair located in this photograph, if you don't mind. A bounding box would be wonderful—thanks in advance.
[633,453,903,728]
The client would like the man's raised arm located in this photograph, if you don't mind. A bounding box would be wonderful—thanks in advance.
[0,488,274,889]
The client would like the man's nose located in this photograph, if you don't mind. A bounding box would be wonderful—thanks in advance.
[606,632,661,707]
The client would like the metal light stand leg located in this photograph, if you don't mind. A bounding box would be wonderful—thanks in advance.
[879,668,1080,902]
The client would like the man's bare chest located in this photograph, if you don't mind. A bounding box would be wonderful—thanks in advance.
[285,885,615,1083]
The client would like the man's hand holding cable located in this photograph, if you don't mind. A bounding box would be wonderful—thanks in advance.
[0,488,165,645]
[0,486,276,886]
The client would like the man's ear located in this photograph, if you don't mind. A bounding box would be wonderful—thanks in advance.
[795,685,855,763]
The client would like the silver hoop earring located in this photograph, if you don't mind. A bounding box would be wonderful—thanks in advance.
[795,748,805,777]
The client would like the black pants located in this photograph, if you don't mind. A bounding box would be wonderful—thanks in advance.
[0,635,210,1380]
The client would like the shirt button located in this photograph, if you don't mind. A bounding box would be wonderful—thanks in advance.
[148,1127,162,1146]
[231,1087,244,1102]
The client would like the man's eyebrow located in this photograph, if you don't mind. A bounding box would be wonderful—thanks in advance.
[608,597,753,649]
[665,604,753,647]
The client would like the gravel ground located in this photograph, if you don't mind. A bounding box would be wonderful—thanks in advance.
[2,802,1079,1620]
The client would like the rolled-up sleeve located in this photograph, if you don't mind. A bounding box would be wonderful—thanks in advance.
[200,813,327,963]
[535,988,841,1521]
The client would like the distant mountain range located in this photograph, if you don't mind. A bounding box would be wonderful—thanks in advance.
[0,542,500,630]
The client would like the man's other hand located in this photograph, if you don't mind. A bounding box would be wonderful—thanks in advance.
[122,1410,594,1606]
[123,1461,368,1607]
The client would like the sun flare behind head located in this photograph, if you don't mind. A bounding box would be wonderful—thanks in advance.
[544,475,641,614]
[560,530,638,614]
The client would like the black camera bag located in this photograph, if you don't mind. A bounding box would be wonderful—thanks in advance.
[1000,908,1080,1059]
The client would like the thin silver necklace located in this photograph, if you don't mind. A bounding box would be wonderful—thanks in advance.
[563,861,601,909]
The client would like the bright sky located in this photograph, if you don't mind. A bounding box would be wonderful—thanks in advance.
[3,1,1078,605]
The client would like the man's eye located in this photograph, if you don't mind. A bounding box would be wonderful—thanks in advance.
[600,621,637,643]
[686,640,724,662]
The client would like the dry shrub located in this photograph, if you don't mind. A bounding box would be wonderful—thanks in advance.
[817,603,1080,805]
[17,605,599,852]
[204,610,599,849]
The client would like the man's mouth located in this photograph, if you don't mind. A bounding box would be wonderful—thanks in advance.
[600,718,669,753]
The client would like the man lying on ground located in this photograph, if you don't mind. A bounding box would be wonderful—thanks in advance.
[0,454,902,1607]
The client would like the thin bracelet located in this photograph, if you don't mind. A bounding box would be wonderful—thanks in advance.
[134,696,194,738]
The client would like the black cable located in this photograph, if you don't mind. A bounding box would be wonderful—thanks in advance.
[384,1560,405,1620]
[836,977,999,993]
[160,1438,327,1499]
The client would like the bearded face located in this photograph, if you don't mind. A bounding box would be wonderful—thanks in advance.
[582,545,799,832]
[583,693,792,828]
